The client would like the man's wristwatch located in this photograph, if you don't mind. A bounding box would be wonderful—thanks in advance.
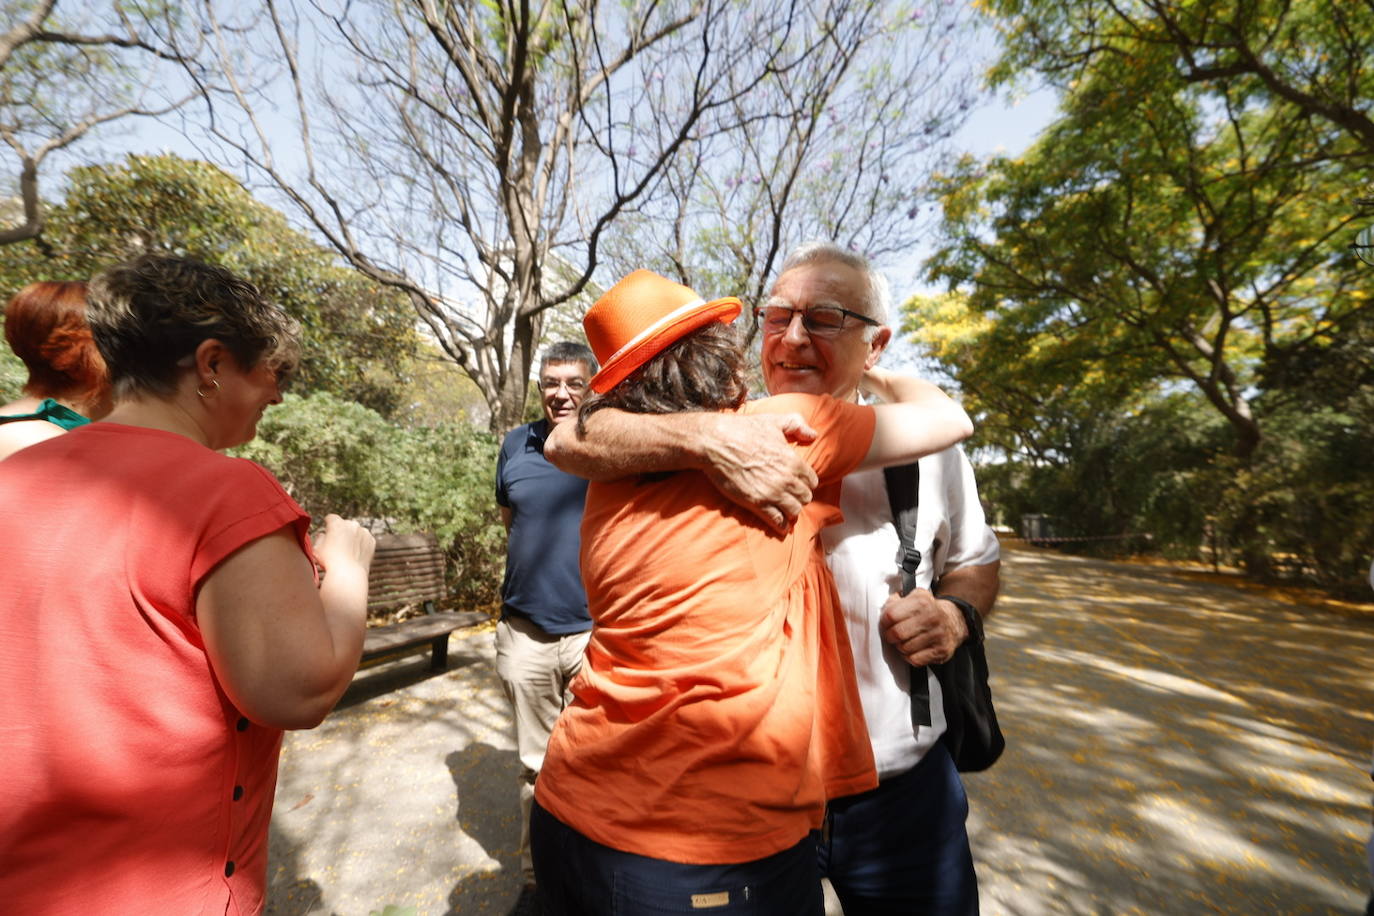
[936,594,983,646]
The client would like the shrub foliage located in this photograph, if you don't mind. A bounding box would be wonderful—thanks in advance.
[235,392,505,613]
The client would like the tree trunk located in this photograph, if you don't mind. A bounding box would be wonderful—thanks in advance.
[488,308,543,434]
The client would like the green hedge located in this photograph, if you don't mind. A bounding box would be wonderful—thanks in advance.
[0,346,25,402]
[235,391,505,613]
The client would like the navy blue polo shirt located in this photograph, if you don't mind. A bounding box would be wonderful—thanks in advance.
[495,420,592,635]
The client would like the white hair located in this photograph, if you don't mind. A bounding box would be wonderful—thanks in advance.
[778,241,891,339]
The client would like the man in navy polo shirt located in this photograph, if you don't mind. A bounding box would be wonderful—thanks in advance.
[495,341,598,914]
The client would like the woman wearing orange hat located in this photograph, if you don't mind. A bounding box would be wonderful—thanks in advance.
[530,269,973,915]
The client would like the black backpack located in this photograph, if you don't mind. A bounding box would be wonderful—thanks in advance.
[884,462,1005,773]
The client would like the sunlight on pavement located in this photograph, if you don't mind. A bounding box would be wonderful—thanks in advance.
[1022,645,1250,707]
[1135,793,1357,902]
[967,545,1373,915]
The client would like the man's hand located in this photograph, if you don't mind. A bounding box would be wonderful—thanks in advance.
[701,412,818,532]
[543,407,818,531]
[878,588,968,667]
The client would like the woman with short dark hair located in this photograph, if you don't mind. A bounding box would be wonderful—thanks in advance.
[531,269,973,915]
[0,280,111,459]
[0,254,375,915]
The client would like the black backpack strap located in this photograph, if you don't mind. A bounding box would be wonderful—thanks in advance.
[884,463,931,727]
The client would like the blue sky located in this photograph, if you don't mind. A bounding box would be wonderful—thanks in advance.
[960,85,1060,159]
[892,84,1060,298]
[880,84,1060,374]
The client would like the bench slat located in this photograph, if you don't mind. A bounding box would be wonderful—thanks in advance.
[362,611,488,652]
[367,532,448,610]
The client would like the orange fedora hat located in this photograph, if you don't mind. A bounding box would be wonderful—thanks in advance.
[584,269,741,393]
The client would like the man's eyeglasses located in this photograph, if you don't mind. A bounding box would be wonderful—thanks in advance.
[541,377,587,394]
[753,304,879,337]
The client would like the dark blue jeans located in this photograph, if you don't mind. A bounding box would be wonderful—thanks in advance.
[531,801,824,915]
[815,741,979,915]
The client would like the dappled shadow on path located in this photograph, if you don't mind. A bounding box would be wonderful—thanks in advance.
[264,826,331,916]
[444,742,524,915]
[266,629,525,914]
[968,545,1374,915]
[262,556,1374,914]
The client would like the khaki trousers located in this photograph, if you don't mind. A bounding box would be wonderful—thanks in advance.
[494,614,591,882]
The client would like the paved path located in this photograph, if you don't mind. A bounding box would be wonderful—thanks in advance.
[265,632,524,915]
[969,545,1374,915]
[265,545,1374,915]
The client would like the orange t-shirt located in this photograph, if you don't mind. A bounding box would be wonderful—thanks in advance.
[535,393,879,864]
[0,423,312,915]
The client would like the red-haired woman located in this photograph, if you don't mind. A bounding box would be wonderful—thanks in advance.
[0,281,112,459]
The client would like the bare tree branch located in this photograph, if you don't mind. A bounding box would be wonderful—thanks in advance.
[0,1,201,247]
[183,0,982,431]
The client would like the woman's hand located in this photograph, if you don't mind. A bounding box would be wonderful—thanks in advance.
[312,514,376,578]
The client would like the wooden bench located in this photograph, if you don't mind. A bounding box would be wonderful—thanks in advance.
[360,532,489,671]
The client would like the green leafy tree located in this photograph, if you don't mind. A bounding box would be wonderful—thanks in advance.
[0,336,24,400]
[921,30,1366,459]
[1213,305,1374,590]
[908,0,1374,586]
[0,153,420,414]
[984,0,1374,158]
[976,388,1233,553]
[394,342,492,428]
